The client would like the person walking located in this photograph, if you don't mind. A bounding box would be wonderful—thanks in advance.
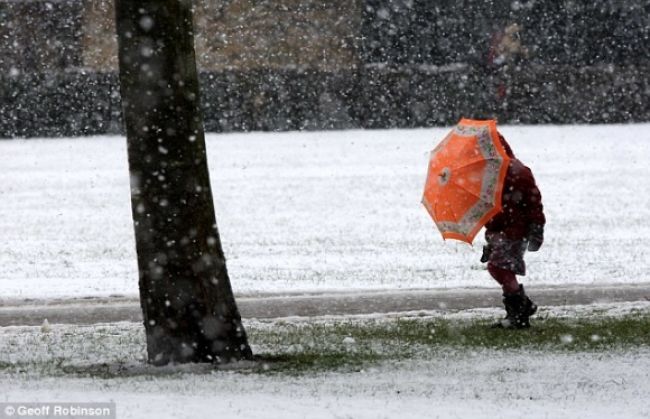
[481,133,545,329]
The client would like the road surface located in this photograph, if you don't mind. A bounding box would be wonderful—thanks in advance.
[1,284,649,326]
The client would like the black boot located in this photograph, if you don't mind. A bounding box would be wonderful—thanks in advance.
[493,285,537,329]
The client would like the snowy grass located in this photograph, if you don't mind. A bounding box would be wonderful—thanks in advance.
[4,348,648,419]
[1,124,650,299]
[251,311,650,374]
[2,304,650,418]
[1,303,649,377]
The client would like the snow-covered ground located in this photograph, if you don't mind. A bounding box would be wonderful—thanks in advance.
[1,124,649,299]
[1,303,650,419]
[2,125,650,419]
[3,348,649,419]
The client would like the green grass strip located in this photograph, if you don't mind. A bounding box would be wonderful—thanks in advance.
[1,312,649,377]
[250,313,650,374]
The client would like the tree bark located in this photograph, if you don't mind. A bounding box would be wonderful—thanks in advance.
[114,0,252,365]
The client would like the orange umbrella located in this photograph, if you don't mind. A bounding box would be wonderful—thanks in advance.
[422,118,511,244]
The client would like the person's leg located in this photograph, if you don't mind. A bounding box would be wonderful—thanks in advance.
[487,263,537,328]
[484,233,537,327]
[487,263,520,294]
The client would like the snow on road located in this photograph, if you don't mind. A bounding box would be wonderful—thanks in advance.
[0,124,649,299]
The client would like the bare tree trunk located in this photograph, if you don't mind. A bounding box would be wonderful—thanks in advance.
[114,0,252,365]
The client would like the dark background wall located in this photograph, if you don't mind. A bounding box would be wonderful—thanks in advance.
[1,0,649,138]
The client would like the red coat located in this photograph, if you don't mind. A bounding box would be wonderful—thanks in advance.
[485,136,545,242]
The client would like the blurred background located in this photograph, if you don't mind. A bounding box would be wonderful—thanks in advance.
[1,0,649,138]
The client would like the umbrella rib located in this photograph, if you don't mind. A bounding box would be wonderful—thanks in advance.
[451,158,492,172]
[433,197,460,229]
[450,181,483,201]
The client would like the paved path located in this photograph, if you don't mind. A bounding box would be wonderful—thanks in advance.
[1,284,649,326]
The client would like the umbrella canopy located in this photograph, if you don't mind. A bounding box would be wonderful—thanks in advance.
[422,118,511,244]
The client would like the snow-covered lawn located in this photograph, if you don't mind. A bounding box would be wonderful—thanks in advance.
[1,124,649,299]
[1,303,650,419]
[2,122,650,419]
[3,350,649,419]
